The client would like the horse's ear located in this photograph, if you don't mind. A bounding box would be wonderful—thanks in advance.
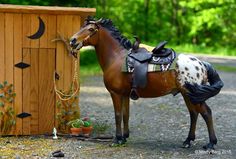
[85,16,95,25]
[96,18,103,24]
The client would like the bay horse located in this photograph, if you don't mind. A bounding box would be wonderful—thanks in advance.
[70,17,223,150]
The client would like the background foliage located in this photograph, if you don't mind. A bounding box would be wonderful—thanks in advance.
[1,0,236,55]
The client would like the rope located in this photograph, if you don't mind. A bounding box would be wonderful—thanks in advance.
[54,58,79,101]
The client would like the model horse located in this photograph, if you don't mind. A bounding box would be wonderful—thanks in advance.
[70,17,223,150]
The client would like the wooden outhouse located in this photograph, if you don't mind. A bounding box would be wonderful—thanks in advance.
[0,4,95,135]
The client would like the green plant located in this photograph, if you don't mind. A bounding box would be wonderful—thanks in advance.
[93,122,110,135]
[56,87,80,133]
[82,117,92,127]
[0,81,16,135]
[67,119,84,128]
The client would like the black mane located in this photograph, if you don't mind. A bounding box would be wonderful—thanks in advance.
[85,17,132,50]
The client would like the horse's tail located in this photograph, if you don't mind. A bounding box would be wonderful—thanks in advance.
[185,62,224,104]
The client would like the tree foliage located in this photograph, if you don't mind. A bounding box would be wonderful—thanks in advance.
[1,0,236,48]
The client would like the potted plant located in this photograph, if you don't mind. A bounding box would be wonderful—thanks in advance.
[67,118,83,135]
[82,117,93,136]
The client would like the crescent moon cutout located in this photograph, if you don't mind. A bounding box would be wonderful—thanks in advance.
[27,16,45,39]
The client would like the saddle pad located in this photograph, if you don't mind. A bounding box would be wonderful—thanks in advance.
[122,55,176,73]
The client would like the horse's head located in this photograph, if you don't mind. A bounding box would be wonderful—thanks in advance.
[70,17,101,51]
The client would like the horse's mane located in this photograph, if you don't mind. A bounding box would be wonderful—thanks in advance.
[86,17,132,50]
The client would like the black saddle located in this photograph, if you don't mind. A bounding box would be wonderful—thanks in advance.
[128,40,176,100]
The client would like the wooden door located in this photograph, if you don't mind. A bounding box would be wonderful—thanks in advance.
[22,48,55,135]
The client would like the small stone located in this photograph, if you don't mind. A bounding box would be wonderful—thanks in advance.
[15,154,21,159]
[32,153,38,156]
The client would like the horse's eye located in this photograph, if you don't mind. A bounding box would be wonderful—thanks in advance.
[89,28,94,32]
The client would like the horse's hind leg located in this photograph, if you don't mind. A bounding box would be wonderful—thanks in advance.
[200,102,217,150]
[122,96,130,141]
[183,95,199,148]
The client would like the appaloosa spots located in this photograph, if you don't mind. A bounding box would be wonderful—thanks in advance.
[176,54,207,86]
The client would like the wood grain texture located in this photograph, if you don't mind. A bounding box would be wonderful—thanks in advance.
[0,4,96,16]
[39,14,47,48]
[5,13,14,84]
[47,15,56,48]
[56,15,65,90]
[30,49,39,135]
[13,13,23,135]
[5,14,14,134]
[63,15,73,90]
[39,49,55,134]
[22,14,31,48]
[30,14,40,48]
[0,13,5,82]
[22,49,31,135]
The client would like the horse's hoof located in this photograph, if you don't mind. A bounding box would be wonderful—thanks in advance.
[182,140,191,148]
[203,143,215,150]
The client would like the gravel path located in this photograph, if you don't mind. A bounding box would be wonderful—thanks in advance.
[78,70,236,159]
[0,57,235,159]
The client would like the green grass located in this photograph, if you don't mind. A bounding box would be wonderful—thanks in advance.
[79,48,102,76]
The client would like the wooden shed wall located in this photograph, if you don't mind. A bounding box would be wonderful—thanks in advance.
[0,5,95,135]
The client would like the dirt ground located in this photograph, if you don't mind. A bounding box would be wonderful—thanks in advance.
[0,56,236,159]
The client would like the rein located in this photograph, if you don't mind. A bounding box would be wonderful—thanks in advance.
[54,56,79,101]
[53,27,98,101]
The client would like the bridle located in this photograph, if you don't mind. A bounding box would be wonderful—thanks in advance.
[70,21,100,57]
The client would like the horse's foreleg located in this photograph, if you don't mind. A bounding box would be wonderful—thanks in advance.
[122,96,130,141]
[200,102,217,150]
[183,95,199,148]
[110,92,125,144]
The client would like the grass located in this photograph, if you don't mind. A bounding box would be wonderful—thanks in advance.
[79,48,102,76]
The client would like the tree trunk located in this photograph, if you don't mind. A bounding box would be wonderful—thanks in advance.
[144,0,150,42]
[171,0,180,44]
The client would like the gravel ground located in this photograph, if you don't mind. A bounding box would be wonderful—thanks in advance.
[78,70,236,159]
[0,57,236,159]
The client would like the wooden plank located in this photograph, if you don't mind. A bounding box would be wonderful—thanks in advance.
[0,13,5,135]
[0,13,5,82]
[63,15,73,90]
[39,14,48,48]
[5,13,14,84]
[22,49,31,135]
[30,14,40,48]
[5,13,14,135]
[56,15,65,90]
[55,15,65,130]
[13,13,23,135]
[30,49,39,135]
[39,49,55,134]
[22,14,31,48]
[47,15,56,48]
[0,4,96,16]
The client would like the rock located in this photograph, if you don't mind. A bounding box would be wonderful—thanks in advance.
[52,150,65,157]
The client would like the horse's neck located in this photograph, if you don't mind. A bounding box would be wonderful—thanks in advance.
[95,29,125,71]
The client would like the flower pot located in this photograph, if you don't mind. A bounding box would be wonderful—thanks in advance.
[82,126,93,135]
[70,127,82,135]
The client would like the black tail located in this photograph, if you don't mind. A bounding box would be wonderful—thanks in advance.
[185,62,224,104]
